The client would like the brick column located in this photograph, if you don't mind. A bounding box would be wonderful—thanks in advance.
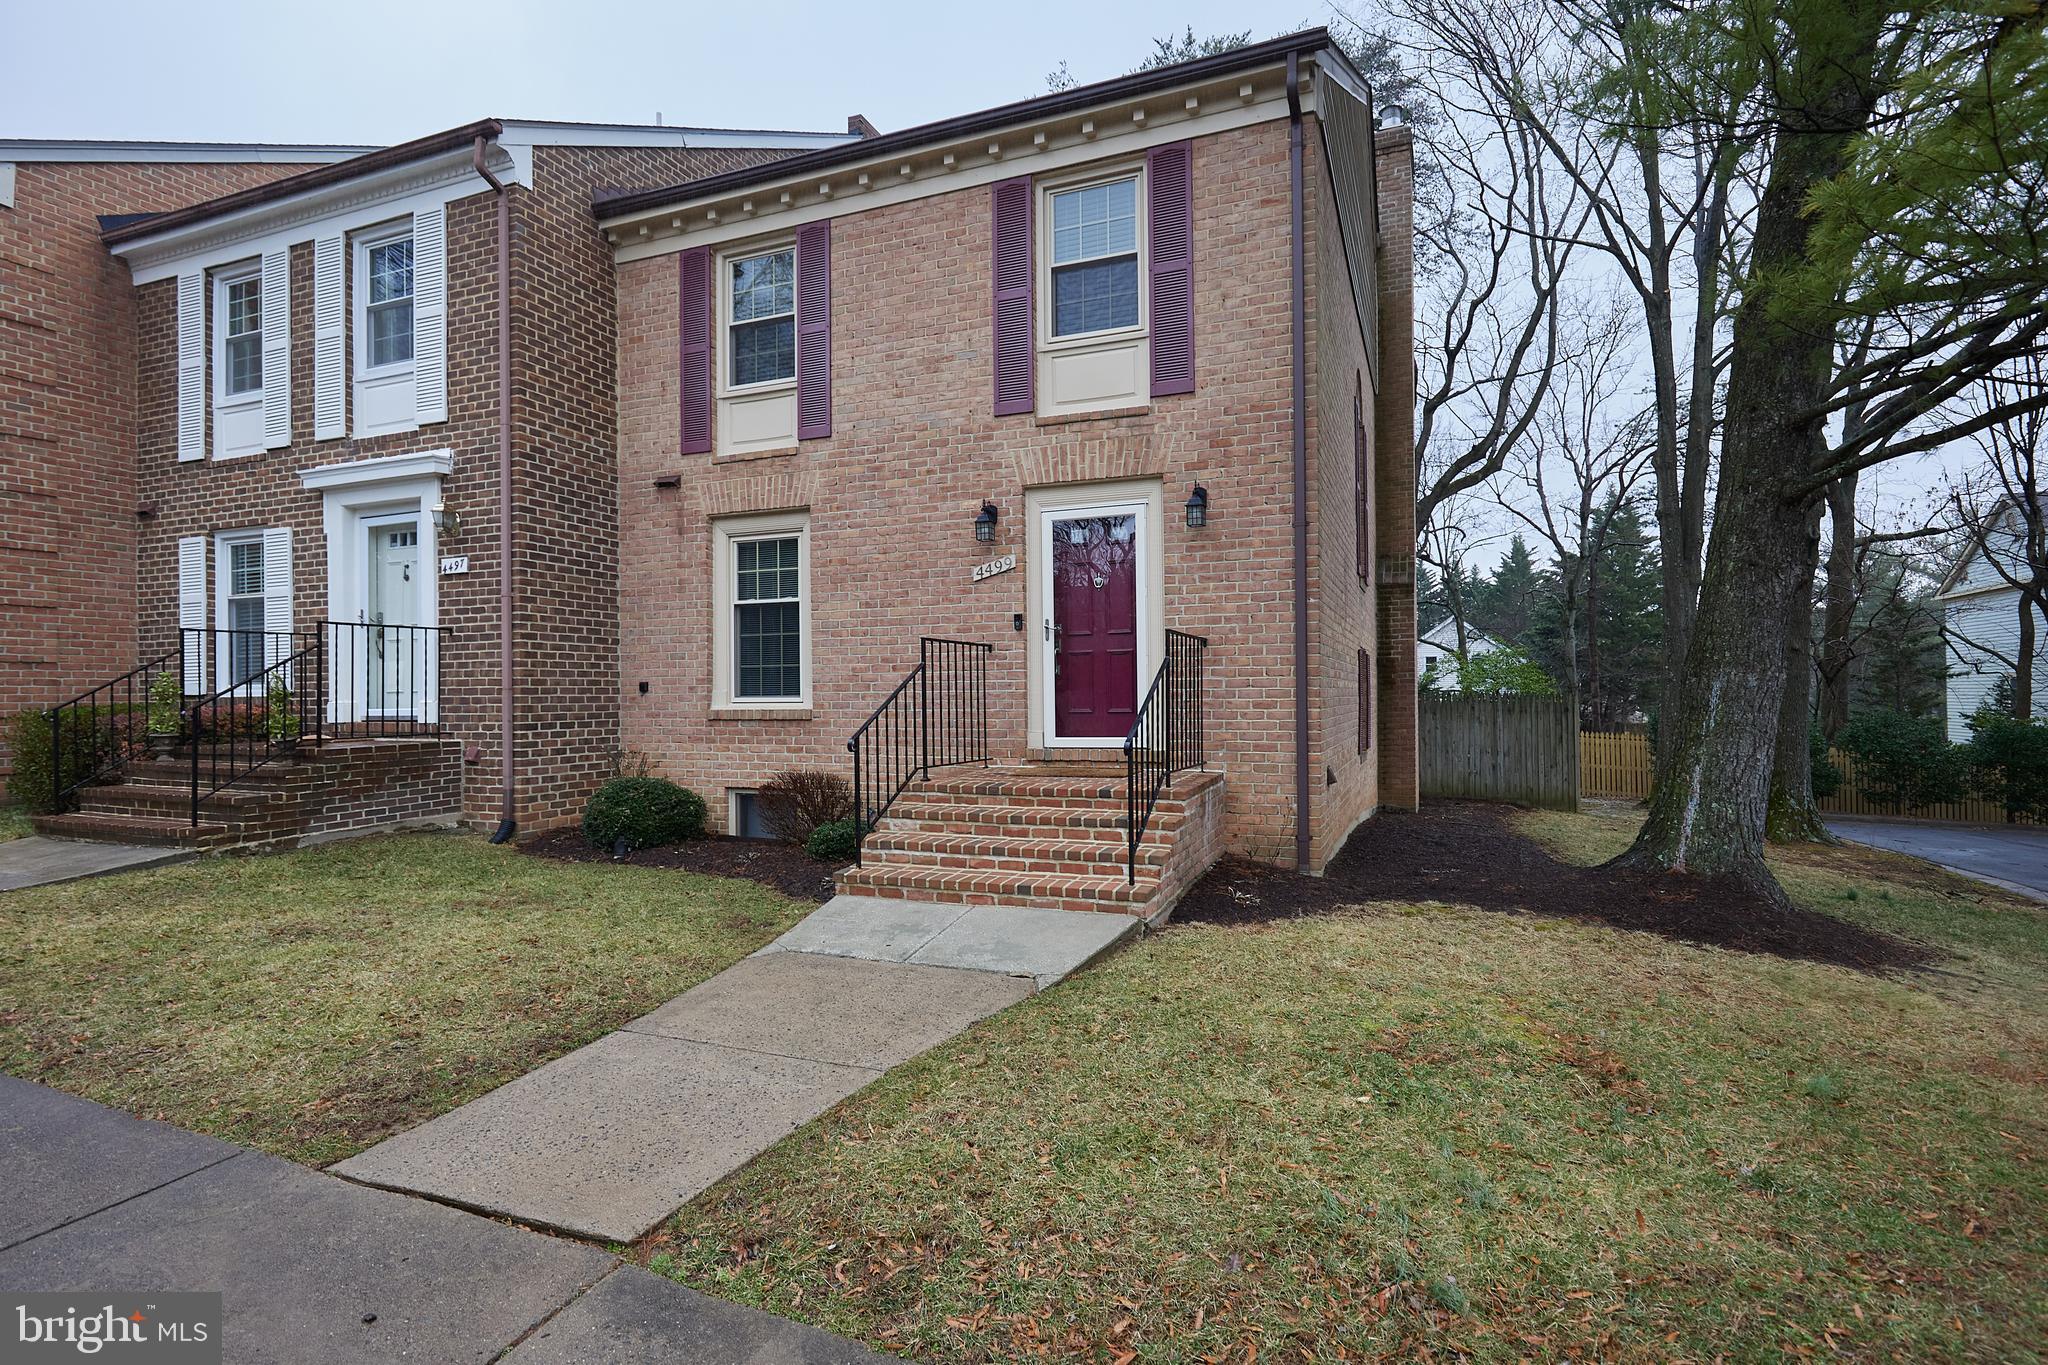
[1372,127,1419,810]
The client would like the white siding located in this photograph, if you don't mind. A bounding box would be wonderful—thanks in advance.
[1944,589,2048,740]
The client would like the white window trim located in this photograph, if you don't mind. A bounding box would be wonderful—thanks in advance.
[711,510,812,710]
[728,789,771,839]
[1038,161,1148,353]
[353,219,417,385]
[213,528,269,694]
[211,261,265,431]
[716,238,798,399]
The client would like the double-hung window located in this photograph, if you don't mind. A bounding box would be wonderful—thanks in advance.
[222,272,263,398]
[714,512,810,708]
[727,247,795,388]
[1049,175,1140,338]
[223,535,267,688]
[365,233,415,370]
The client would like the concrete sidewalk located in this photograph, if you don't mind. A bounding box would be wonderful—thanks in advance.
[0,1075,890,1363]
[336,896,1137,1242]
[0,836,191,891]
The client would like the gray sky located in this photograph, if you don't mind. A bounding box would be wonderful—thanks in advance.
[2,0,1299,143]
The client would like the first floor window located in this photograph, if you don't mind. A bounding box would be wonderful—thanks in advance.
[366,234,415,369]
[1049,176,1140,338]
[734,535,802,699]
[727,246,795,387]
[222,272,263,397]
[226,538,267,686]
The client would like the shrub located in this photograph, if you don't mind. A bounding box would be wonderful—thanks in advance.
[757,769,853,844]
[1966,710,2048,822]
[265,675,300,743]
[1835,710,1969,812]
[582,776,706,851]
[146,671,183,736]
[805,818,862,863]
[1809,724,1842,800]
[1454,646,1558,697]
[6,706,142,814]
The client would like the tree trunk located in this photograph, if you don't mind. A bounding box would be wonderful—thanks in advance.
[1768,502,1835,842]
[2018,593,2039,720]
[1612,1,1883,906]
[1817,473,1859,739]
[1585,557,1604,729]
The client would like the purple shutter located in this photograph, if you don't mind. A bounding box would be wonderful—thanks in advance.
[678,246,712,455]
[1147,141,1195,397]
[796,221,832,440]
[991,176,1034,416]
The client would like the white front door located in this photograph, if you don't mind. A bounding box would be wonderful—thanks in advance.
[367,518,421,715]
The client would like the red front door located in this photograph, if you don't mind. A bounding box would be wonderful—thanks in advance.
[1051,513,1139,739]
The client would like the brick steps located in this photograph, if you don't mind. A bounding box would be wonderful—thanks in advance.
[836,766,1225,918]
[32,737,460,852]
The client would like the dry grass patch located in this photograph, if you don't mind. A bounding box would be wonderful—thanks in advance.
[643,810,2048,1362]
[0,831,808,1165]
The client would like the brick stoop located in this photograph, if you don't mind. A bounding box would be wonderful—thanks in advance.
[32,738,463,851]
[836,765,1228,921]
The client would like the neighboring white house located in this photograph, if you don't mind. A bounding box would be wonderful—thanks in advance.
[1933,497,2046,740]
[1417,621,1502,692]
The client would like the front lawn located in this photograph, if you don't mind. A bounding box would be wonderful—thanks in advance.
[0,805,33,841]
[0,832,809,1165]
[645,807,2048,1362]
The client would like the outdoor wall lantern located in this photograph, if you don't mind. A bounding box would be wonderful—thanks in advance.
[1185,483,1210,529]
[430,500,461,539]
[975,500,1000,543]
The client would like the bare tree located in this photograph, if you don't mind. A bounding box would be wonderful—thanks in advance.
[1492,292,1654,715]
[1944,356,2048,719]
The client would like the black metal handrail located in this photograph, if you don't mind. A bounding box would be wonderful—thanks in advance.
[44,646,182,812]
[185,635,326,824]
[848,637,993,863]
[1123,628,1209,883]
[319,621,447,736]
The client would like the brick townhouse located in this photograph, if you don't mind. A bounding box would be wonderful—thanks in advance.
[0,138,374,775]
[16,118,859,845]
[599,28,1416,917]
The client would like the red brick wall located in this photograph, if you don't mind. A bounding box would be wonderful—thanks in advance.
[1307,120,1383,867]
[0,159,322,776]
[130,144,791,831]
[617,119,1393,865]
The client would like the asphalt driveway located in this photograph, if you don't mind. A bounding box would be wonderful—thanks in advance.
[1826,818,2048,901]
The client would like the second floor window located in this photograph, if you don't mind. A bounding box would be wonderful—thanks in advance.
[1050,176,1139,338]
[366,235,415,369]
[222,272,263,397]
[728,247,794,388]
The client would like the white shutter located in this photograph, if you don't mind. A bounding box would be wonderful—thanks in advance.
[261,250,292,449]
[176,273,204,461]
[412,205,448,426]
[178,535,208,693]
[313,235,345,439]
[262,526,294,667]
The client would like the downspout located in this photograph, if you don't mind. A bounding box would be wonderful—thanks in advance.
[473,134,518,844]
[1288,54,1311,872]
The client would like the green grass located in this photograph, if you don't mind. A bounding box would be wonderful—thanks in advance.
[0,832,809,1165]
[0,804,34,841]
[644,809,2048,1363]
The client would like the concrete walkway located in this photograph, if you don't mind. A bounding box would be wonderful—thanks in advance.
[335,896,1137,1242]
[1827,817,2048,901]
[0,1075,890,1363]
[0,835,191,891]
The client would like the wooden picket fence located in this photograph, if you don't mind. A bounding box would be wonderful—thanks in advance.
[1577,730,2036,825]
[1419,696,1580,811]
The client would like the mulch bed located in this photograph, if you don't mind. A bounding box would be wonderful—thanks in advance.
[518,831,838,903]
[1173,801,1933,973]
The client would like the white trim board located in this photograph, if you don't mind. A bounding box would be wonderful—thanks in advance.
[299,448,454,491]
[0,141,372,163]
[601,60,1346,262]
